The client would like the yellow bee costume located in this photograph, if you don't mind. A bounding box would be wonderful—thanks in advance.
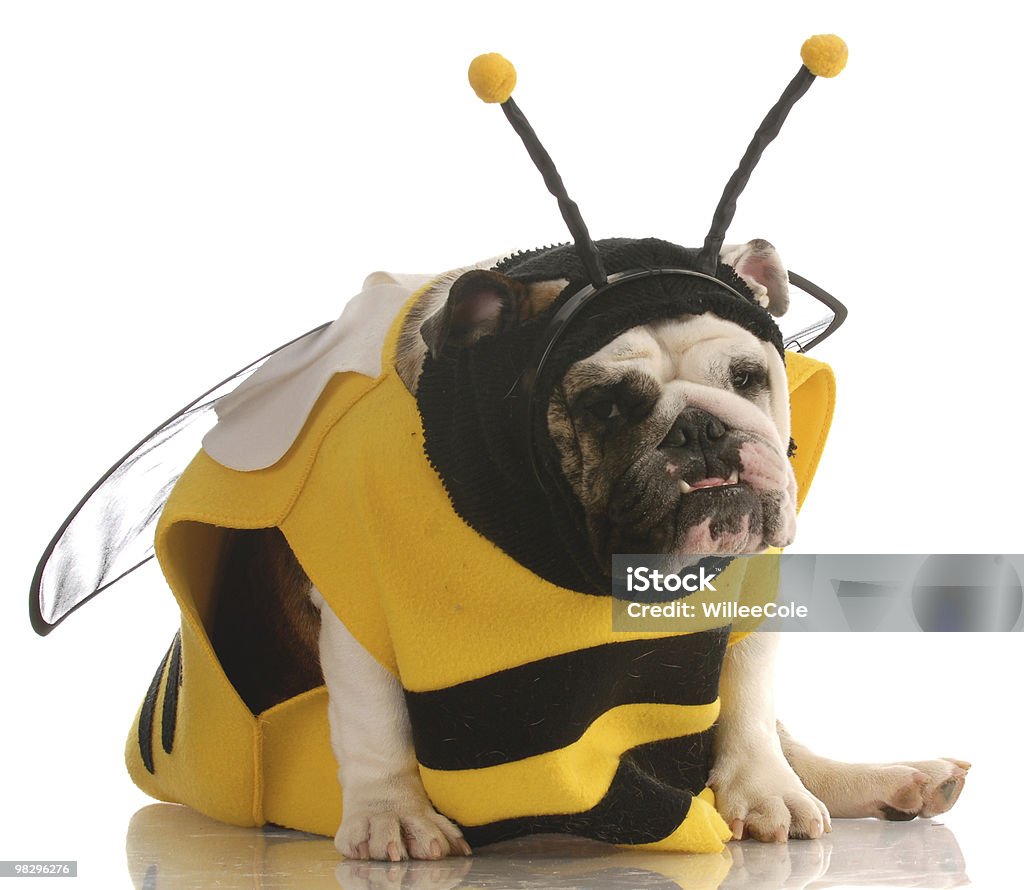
[128,269,834,850]
[32,37,845,855]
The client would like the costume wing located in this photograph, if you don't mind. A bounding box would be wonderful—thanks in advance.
[782,272,847,353]
[29,323,331,635]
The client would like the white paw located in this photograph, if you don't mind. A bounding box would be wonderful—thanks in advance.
[869,758,970,821]
[711,756,831,842]
[335,804,471,861]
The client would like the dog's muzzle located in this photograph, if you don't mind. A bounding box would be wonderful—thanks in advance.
[605,404,794,558]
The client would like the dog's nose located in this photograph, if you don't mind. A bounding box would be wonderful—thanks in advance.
[658,408,727,450]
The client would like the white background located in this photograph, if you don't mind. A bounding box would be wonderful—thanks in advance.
[1,2,1021,888]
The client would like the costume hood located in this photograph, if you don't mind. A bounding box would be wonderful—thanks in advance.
[418,237,786,594]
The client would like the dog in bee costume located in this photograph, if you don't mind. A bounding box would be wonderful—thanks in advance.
[29,34,971,862]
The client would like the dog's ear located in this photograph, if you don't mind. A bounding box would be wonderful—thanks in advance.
[720,239,790,317]
[421,270,565,357]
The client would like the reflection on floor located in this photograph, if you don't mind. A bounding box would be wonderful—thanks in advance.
[126,803,968,890]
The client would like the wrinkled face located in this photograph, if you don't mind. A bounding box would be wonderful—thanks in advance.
[547,313,796,569]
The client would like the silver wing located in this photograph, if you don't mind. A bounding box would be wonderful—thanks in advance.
[29,323,331,635]
[29,272,845,634]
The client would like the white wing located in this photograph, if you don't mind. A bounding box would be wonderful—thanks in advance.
[30,323,330,634]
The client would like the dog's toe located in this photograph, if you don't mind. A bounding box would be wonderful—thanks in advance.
[909,758,969,818]
[784,791,830,839]
[867,765,927,820]
[334,815,368,859]
[742,796,791,843]
[401,812,461,860]
[367,814,407,861]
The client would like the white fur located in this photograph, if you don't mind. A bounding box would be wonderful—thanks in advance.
[311,588,468,862]
[710,633,830,841]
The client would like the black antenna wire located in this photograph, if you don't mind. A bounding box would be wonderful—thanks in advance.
[697,35,848,274]
[697,66,815,274]
[501,97,607,287]
[469,54,606,287]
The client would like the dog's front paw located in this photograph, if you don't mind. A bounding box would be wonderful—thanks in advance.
[711,756,831,843]
[336,801,472,862]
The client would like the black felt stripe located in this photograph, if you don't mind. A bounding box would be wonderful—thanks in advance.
[459,729,713,848]
[138,639,174,774]
[161,631,182,755]
[625,728,714,793]
[405,627,728,771]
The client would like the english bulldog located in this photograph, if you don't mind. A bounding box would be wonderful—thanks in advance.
[214,237,968,862]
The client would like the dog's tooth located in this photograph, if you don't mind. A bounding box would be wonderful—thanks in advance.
[679,479,692,494]
[728,469,740,484]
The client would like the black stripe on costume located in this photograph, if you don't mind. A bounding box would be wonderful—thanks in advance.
[405,627,728,771]
[629,729,715,791]
[138,639,175,774]
[460,729,714,847]
[161,632,182,755]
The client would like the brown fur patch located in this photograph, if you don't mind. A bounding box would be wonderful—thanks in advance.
[516,279,568,322]
[211,528,323,714]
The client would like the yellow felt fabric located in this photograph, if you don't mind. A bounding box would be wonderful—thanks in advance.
[127,612,259,827]
[129,290,835,849]
[785,351,836,511]
[127,639,344,837]
[631,788,735,853]
[281,366,768,688]
[260,687,341,834]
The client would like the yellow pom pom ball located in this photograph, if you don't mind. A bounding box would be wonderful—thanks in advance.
[468,53,517,104]
[800,34,848,78]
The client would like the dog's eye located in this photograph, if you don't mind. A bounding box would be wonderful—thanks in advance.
[574,375,656,423]
[587,399,621,421]
[730,365,767,392]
